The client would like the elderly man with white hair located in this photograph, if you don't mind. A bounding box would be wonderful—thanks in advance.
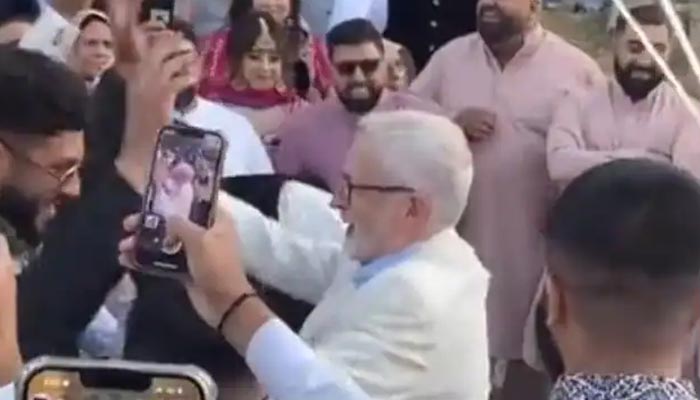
[126,110,490,400]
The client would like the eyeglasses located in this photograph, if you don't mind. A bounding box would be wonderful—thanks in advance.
[335,59,381,77]
[337,174,415,207]
[0,137,80,189]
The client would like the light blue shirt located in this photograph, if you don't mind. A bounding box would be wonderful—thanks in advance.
[353,245,420,288]
[246,319,370,400]
[0,384,12,400]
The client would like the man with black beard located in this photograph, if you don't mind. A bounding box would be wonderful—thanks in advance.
[0,45,86,384]
[547,4,700,188]
[412,0,604,399]
[0,46,86,267]
[274,18,442,192]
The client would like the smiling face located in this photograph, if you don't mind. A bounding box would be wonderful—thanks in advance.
[0,131,84,243]
[331,42,386,114]
[236,18,284,91]
[614,22,670,101]
[476,0,535,46]
[331,139,413,263]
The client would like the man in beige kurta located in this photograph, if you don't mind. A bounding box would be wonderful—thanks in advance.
[548,4,700,186]
[411,0,603,397]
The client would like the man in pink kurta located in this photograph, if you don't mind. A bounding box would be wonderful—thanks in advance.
[411,0,603,397]
[548,4,700,187]
[274,19,441,192]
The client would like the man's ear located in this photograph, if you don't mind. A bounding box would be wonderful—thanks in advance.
[545,273,566,329]
[688,287,700,331]
[0,141,12,186]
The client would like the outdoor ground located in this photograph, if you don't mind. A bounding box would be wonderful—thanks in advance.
[541,9,700,98]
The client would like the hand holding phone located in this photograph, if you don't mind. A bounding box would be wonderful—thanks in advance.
[131,125,227,277]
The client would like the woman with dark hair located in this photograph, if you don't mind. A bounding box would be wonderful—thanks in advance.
[199,0,332,105]
[201,11,306,142]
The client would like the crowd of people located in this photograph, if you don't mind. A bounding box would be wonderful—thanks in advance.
[0,0,699,399]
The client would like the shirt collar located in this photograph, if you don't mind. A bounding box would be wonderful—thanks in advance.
[353,243,421,288]
[551,374,697,400]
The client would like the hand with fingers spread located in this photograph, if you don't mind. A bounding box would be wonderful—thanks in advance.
[119,207,262,334]
[0,236,20,385]
[454,107,497,142]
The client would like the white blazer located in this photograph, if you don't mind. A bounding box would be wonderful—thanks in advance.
[222,193,491,400]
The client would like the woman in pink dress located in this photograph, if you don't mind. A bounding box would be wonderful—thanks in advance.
[199,12,306,143]
[199,0,333,104]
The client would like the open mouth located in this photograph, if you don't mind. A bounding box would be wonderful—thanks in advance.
[630,69,653,80]
[479,8,503,23]
[350,87,370,98]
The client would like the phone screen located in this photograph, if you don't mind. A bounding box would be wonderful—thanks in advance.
[136,125,226,272]
[139,0,175,25]
[24,369,204,400]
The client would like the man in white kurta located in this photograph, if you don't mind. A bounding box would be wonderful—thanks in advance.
[411,0,604,396]
[548,4,700,186]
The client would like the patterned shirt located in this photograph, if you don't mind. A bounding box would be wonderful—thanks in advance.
[550,374,698,400]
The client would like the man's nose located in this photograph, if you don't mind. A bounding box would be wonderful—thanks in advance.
[61,175,81,199]
[351,66,366,82]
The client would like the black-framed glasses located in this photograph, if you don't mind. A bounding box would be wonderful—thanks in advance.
[0,137,80,188]
[335,59,381,77]
[337,174,415,207]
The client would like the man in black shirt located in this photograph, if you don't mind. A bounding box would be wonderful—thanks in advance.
[384,0,478,71]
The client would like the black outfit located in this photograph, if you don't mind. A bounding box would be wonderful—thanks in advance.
[385,0,478,72]
[18,170,312,382]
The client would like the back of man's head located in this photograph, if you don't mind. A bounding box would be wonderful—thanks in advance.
[546,159,700,351]
[0,46,87,136]
[357,110,472,231]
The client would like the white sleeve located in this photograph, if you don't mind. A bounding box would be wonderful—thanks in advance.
[222,116,273,177]
[328,0,388,33]
[219,193,347,305]
[247,319,371,400]
[19,5,79,63]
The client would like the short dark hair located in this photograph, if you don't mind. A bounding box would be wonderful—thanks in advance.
[0,47,87,136]
[226,12,286,78]
[615,4,669,34]
[0,0,41,27]
[170,18,197,47]
[546,159,700,344]
[325,18,384,60]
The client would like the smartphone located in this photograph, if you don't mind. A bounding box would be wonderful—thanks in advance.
[139,0,175,26]
[18,357,217,400]
[135,124,227,276]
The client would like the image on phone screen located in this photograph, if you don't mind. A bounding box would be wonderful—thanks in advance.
[138,126,224,267]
